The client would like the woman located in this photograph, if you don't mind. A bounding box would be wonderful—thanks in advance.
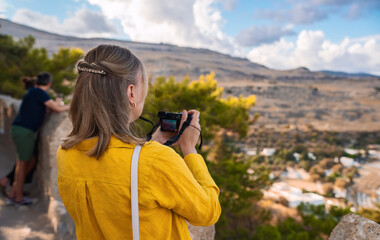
[57,45,221,239]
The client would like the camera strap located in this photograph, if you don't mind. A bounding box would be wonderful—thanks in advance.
[138,116,203,150]
[138,116,159,141]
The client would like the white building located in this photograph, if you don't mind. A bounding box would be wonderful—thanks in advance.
[344,148,365,157]
[292,152,316,162]
[293,153,300,162]
[333,187,347,199]
[281,167,310,180]
[261,148,276,156]
[340,156,359,168]
[308,152,316,161]
[264,182,325,208]
[344,148,359,155]
[368,150,380,160]
[245,148,257,156]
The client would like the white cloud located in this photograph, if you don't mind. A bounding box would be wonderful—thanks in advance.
[247,30,380,75]
[12,8,117,38]
[247,38,295,70]
[87,0,242,55]
[255,4,329,24]
[235,25,296,47]
[0,0,9,18]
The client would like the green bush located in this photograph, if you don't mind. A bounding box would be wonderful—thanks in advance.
[357,204,380,223]
[252,225,281,240]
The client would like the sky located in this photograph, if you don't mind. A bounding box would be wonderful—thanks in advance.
[1,0,380,75]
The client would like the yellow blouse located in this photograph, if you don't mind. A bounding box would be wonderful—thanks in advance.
[57,136,221,240]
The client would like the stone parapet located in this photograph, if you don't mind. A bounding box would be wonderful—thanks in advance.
[39,111,74,239]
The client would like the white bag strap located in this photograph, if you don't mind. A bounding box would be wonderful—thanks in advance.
[131,145,142,240]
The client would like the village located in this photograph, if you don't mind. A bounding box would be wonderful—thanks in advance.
[243,144,380,218]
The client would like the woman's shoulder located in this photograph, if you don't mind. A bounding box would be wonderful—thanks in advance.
[57,138,181,163]
[142,140,177,156]
[141,141,184,164]
[141,142,193,179]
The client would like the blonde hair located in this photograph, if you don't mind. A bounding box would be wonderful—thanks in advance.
[61,45,148,158]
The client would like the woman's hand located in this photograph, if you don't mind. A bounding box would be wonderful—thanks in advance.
[151,110,189,145]
[178,110,201,156]
[151,109,201,156]
[151,126,177,144]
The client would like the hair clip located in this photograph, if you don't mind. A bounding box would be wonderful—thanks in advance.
[77,66,106,75]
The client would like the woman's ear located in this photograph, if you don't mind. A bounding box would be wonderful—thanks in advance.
[127,84,138,108]
[126,84,135,101]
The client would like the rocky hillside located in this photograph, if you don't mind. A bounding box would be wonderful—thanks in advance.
[1,18,380,132]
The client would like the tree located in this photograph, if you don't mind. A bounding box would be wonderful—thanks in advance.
[319,158,335,169]
[0,34,83,98]
[277,218,309,240]
[208,134,272,239]
[296,203,351,239]
[342,167,359,183]
[47,47,84,95]
[0,35,39,98]
[358,204,380,223]
[309,165,325,181]
[334,177,348,190]
[142,72,256,141]
[322,182,334,197]
[252,225,281,240]
[251,203,352,240]
[293,144,308,154]
[274,149,296,162]
[331,164,343,174]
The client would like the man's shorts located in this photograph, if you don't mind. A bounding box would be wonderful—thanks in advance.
[11,125,36,162]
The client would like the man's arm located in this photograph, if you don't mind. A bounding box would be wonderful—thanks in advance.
[44,99,69,112]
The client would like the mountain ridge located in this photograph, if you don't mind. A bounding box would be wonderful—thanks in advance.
[0,18,256,62]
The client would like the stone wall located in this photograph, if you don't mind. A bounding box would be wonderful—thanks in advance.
[38,111,76,239]
[0,94,215,240]
[0,95,20,150]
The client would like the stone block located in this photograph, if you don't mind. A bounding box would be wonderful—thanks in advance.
[38,111,72,200]
[187,223,215,240]
[328,213,380,240]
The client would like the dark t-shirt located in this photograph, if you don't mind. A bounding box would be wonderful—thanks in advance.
[13,87,51,132]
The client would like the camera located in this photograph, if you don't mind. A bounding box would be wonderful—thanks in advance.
[158,111,193,132]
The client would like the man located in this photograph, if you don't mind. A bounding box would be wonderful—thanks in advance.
[6,72,69,205]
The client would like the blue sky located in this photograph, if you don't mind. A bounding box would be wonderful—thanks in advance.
[1,0,380,74]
